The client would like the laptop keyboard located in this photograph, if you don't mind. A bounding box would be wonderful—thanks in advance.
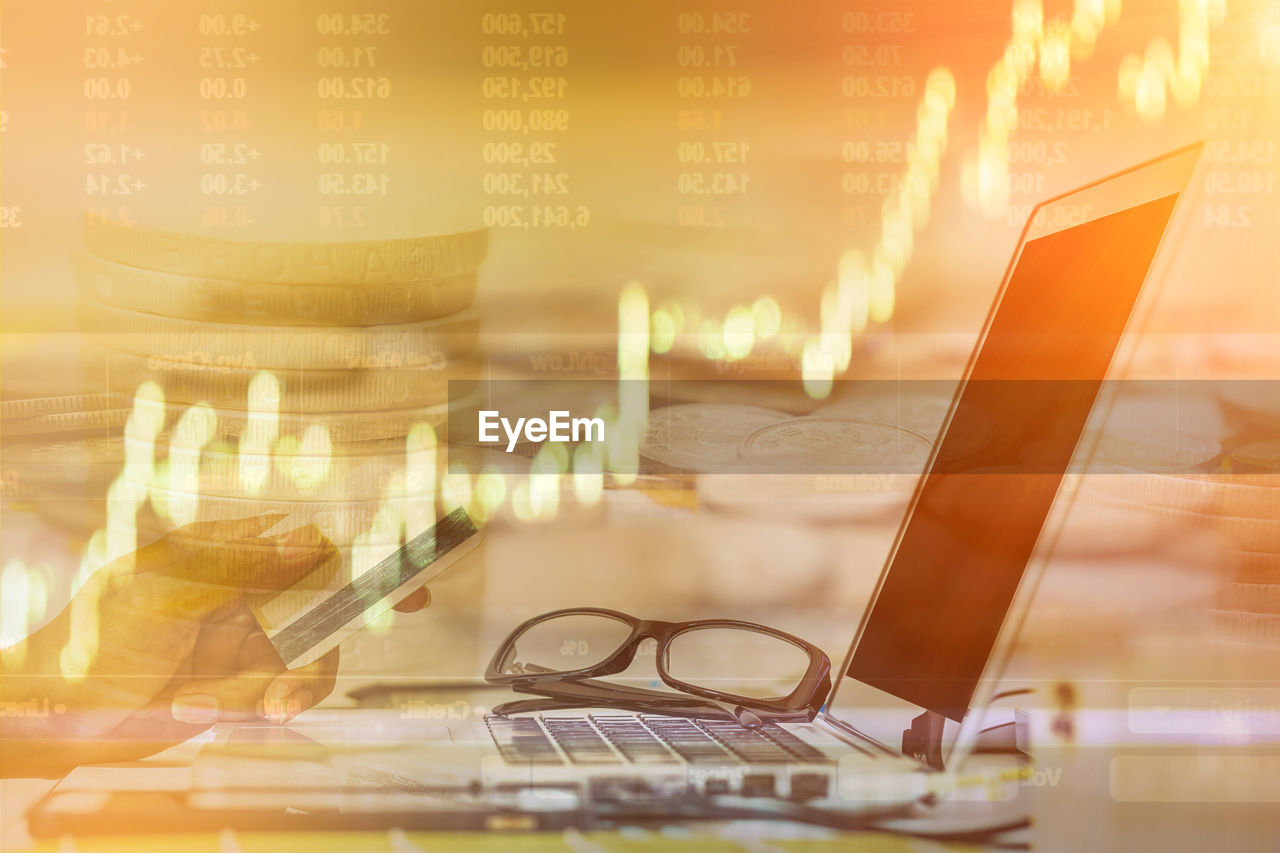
[485,713,832,766]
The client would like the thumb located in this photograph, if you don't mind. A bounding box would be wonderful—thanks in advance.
[392,586,432,613]
[263,647,340,724]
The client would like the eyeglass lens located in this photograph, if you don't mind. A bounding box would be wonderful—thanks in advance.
[665,626,812,700]
[501,612,634,675]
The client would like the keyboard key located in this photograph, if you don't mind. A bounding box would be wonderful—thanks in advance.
[642,716,740,765]
[752,722,834,758]
[696,720,796,764]
[590,715,679,765]
[485,715,564,765]
[542,717,621,764]
[758,724,834,764]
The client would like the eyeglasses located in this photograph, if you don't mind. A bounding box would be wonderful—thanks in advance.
[485,608,832,728]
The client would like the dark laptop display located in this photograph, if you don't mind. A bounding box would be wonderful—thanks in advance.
[847,194,1182,721]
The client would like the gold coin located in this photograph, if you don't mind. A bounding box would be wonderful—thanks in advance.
[1218,582,1280,614]
[1084,471,1280,518]
[1088,489,1280,553]
[1232,440,1280,474]
[1211,609,1280,645]
[3,472,120,506]
[2,435,124,489]
[178,392,479,444]
[6,392,478,446]
[4,412,472,501]
[74,253,478,326]
[0,392,132,420]
[139,465,408,504]
[1055,494,1189,558]
[32,495,432,547]
[1018,557,1214,650]
[81,301,479,370]
[1238,550,1280,584]
[123,447,427,502]
[91,346,479,411]
[83,216,488,283]
[1219,382,1280,431]
[1,407,132,439]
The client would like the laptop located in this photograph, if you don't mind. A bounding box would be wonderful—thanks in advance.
[31,144,1204,833]
[457,144,1205,805]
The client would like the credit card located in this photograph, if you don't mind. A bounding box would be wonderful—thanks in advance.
[259,506,481,668]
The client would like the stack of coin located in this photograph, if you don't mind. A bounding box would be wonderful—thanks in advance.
[48,217,489,548]
[1,398,134,530]
[1,393,133,445]
[1207,435,1280,644]
[1076,384,1279,644]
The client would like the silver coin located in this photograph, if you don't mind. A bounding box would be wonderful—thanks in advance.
[812,383,956,439]
[1220,382,1280,428]
[641,404,789,472]
[739,417,932,473]
[1091,427,1222,473]
[696,471,915,522]
[1233,440,1280,474]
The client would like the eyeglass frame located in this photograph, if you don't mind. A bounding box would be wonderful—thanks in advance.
[485,607,832,720]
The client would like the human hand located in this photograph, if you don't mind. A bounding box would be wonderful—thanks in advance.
[0,515,348,776]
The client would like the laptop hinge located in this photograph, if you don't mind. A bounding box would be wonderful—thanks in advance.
[902,710,946,771]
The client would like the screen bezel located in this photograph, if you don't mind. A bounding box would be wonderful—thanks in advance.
[821,142,1206,767]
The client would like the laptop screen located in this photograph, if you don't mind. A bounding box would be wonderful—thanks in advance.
[844,192,1181,722]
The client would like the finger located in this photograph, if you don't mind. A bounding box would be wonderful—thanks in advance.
[179,513,291,543]
[263,648,340,723]
[78,692,213,764]
[170,664,284,725]
[392,586,431,613]
[89,515,286,590]
[148,514,300,579]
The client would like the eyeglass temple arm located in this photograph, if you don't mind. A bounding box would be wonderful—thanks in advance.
[490,693,742,723]
[494,677,809,727]
[510,675,708,707]
[503,676,741,717]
